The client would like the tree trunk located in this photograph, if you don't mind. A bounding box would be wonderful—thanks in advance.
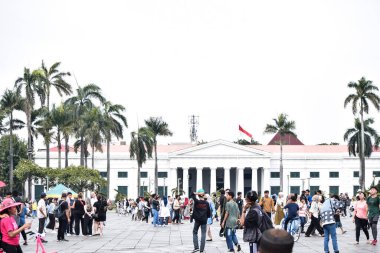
[80,135,84,166]
[64,135,69,168]
[57,131,61,169]
[91,144,95,169]
[106,138,111,199]
[360,109,366,189]
[27,176,32,201]
[154,139,158,194]
[9,113,14,191]
[137,161,141,197]
[26,103,33,200]
[280,138,284,193]
[46,142,50,168]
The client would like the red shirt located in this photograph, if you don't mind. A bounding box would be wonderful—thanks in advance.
[1,216,19,246]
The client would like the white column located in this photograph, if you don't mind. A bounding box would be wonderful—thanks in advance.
[168,168,177,196]
[251,168,258,192]
[210,168,217,193]
[196,167,203,190]
[237,168,245,194]
[262,168,270,193]
[183,168,189,196]
[224,167,231,190]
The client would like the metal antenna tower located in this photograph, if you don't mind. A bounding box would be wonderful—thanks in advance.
[189,115,199,143]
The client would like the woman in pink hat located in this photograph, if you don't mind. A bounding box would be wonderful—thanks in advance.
[0,198,31,253]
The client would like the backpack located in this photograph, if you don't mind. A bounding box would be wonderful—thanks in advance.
[253,206,274,233]
[54,201,65,219]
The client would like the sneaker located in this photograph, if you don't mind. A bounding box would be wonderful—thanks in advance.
[67,234,71,237]
[342,231,347,234]
[23,242,28,246]
[236,244,241,252]
[192,249,200,253]
[227,250,235,252]
[206,239,212,241]
[41,239,48,243]
[372,240,377,245]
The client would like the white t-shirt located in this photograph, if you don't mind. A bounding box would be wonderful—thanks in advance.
[91,197,97,207]
[37,199,46,219]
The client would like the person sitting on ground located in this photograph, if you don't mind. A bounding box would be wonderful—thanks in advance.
[258,229,294,253]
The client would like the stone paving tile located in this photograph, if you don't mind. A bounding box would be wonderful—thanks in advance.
[19,212,380,253]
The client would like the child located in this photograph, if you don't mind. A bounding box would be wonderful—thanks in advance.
[334,209,346,234]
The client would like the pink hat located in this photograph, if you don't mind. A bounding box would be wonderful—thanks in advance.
[0,198,21,213]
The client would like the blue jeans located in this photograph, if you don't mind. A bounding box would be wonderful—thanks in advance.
[323,223,339,253]
[300,217,306,230]
[152,209,159,226]
[226,228,239,250]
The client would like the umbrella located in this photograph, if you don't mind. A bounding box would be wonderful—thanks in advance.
[0,181,6,188]
[46,184,78,198]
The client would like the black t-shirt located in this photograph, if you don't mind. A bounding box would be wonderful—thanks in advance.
[94,201,106,215]
[236,198,243,211]
[191,194,211,224]
[152,199,159,210]
[74,199,85,215]
[59,200,69,219]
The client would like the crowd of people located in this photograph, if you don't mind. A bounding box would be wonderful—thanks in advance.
[0,185,378,253]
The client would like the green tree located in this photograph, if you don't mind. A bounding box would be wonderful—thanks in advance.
[65,84,105,166]
[0,135,27,193]
[102,102,127,198]
[0,89,25,190]
[344,118,380,158]
[129,127,153,196]
[145,117,173,194]
[264,113,296,192]
[15,68,39,161]
[344,77,380,189]
[14,159,45,198]
[83,107,103,169]
[234,139,262,145]
[34,60,72,168]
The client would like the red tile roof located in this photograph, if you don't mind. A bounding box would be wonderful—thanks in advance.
[267,133,304,145]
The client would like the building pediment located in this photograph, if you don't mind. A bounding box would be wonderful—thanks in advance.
[169,139,271,158]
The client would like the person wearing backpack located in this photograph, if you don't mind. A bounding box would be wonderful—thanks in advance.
[57,193,70,242]
[191,189,211,253]
[240,191,261,253]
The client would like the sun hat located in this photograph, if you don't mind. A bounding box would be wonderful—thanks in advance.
[0,198,21,213]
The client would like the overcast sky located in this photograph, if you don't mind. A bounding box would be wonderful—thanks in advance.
[1,0,380,147]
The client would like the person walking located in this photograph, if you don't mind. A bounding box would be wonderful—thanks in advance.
[240,191,261,253]
[206,194,216,242]
[353,191,370,244]
[0,198,32,253]
[191,189,211,253]
[172,195,181,224]
[93,195,107,236]
[37,192,48,243]
[274,192,285,226]
[18,201,29,246]
[320,195,343,253]
[57,193,70,242]
[305,195,324,237]
[367,186,380,245]
[46,198,57,233]
[151,194,160,227]
[159,196,170,226]
[141,198,151,224]
[221,191,241,252]
[236,192,243,217]
[298,197,307,233]
[73,192,85,235]
[259,190,274,218]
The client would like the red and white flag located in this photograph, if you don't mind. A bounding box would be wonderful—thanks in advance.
[239,125,253,139]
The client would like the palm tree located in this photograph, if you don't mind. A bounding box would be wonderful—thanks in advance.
[83,107,103,169]
[344,118,380,158]
[145,117,173,194]
[101,101,127,198]
[61,103,75,168]
[264,113,296,192]
[0,89,24,190]
[129,127,153,196]
[15,68,38,161]
[35,60,72,168]
[344,77,380,189]
[65,84,105,166]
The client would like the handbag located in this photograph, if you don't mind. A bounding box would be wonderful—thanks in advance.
[243,227,261,243]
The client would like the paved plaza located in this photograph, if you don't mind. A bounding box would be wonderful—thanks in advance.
[22,212,378,253]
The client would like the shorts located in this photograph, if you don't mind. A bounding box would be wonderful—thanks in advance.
[335,221,342,228]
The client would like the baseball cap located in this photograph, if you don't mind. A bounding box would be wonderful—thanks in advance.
[357,189,363,193]
[40,192,46,198]
[197,189,205,194]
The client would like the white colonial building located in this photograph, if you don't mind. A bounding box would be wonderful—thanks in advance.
[33,139,380,200]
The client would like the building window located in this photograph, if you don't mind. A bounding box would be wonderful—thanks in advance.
[353,185,360,196]
[270,172,280,178]
[329,186,339,195]
[158,186,168,196]
[140,172,148,178]
[139,186,148,196]
[270,186,280,195]
[310,186,319,195]
[290,186,300,195]
[290,172,300,178]
[329,172,339,178]
[99,172,107,178]
[158,172,168,178]
[118,171,128,178]
[353,171,359,178]
[310,172,319,178]
[118,186,128,196]
[373,171,380,177]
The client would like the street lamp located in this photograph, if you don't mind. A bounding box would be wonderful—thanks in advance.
[373,174,377,186]
[177,178,182,195]
[287,174,290,195]
[163,177,167,196]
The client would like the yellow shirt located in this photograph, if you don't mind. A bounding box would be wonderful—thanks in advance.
[259,196,274,213]
[32,202,37,211]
